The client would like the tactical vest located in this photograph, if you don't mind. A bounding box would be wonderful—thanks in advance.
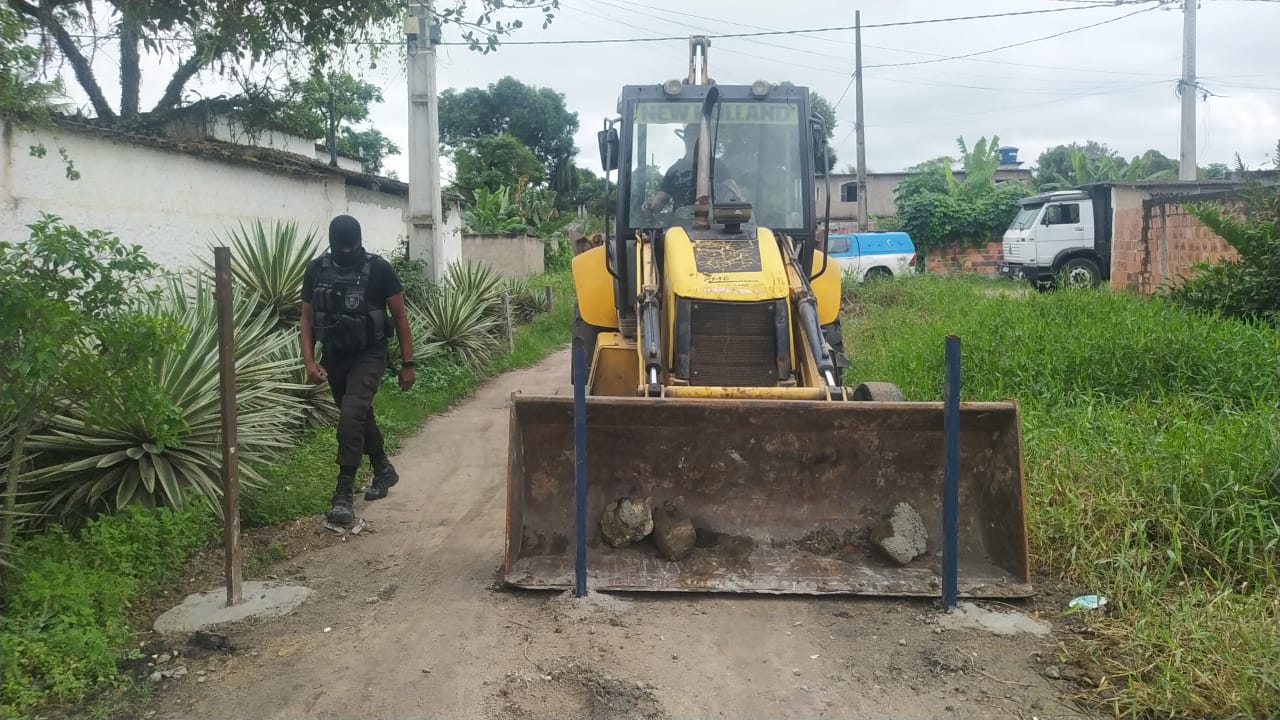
[311,254,391,355]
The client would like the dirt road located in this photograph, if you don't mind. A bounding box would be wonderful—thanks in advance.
[152,349,1084,720]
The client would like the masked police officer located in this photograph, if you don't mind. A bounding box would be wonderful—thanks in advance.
[300,214,416,524]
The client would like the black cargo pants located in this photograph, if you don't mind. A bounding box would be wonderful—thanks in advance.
[321,346,387,469]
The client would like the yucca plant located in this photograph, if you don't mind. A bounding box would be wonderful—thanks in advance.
[408,291,500,370]
[21,277,307,521]
[200,219,322,328]
[271,335,340,430]
[502,276,551,323]
[442,260,506,319]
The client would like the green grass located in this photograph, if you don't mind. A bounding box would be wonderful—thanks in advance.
[0,270,575,720]
[842,274,1280,719]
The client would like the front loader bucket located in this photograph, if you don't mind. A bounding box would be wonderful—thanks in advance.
[504,395,1031,598]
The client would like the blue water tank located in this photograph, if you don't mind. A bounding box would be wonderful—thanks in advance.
[998,146,1019,164]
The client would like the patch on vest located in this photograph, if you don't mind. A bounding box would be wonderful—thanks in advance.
[344,294,362,311]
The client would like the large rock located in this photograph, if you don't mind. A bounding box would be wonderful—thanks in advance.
[871,502,928,566]
[651,501,696,561]
[600,497,654,548]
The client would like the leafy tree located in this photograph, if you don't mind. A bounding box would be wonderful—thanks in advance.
[894,135,1029,256]
[1201,162,1230,180]
[0,4,58,118]
[1033,141,1120,189]
[276,71,398,172]
[452,133,545,200]
[0,214,181,554]
[339,128,399,175]
[438,76,579,182]
[7,0,559,123]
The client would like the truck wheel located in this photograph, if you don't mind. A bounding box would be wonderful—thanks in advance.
[572,306,602,380]
[820,321,848,387]
[1060,257,1101,289]
[863,266,892,282]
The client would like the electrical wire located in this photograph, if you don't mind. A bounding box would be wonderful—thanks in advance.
[863,4,1162,69]
[431,3,1140,46]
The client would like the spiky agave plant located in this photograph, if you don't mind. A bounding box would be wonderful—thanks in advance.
[201,219,322,328]
[271,335,340,430]
[22,276,307,521]
[408,289,500,371]
[442,260,506,319]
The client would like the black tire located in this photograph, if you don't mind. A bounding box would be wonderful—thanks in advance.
[820,320,848,387]
[863,266,892,282]
[572,306,603,380]
[1058,257,1102,289]
[852,382,905,401]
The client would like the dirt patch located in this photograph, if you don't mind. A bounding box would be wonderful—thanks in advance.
[491,658,666,720]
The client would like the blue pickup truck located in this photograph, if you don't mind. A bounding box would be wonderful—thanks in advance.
[825,231,918,281]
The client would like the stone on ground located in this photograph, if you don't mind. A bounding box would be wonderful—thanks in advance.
[651,501,696,561]
[871,502,928,565]
[600,496,654,548]
[153,581,312,634]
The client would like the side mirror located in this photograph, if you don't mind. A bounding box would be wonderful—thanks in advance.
[597,128,619,172]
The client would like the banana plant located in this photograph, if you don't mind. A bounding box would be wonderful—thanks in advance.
[463,186,526,235]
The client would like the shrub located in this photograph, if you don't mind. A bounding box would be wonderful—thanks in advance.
[21,277,305,523]
[1163,182,1279,322]
[0,505,217,718]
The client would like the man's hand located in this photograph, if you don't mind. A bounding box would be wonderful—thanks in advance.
[399,365,416,391]
[305,361,328,384]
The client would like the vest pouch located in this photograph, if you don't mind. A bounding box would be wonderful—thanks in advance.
[367,309,390,344]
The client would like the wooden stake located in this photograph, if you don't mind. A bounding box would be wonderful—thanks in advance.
[501,290,515,352]
[544,284,554,312]
[214,247,242,607]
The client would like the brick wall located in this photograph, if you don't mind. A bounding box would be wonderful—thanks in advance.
[1110,207,1146,291]
[1110,198,1240,294]
[924,239,1003,275]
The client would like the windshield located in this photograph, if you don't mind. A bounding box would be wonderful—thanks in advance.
[1009,204,1043,231]
[629,100,805,231]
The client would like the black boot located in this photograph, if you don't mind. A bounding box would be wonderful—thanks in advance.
[327,472,356,524]
[365,455,399,501]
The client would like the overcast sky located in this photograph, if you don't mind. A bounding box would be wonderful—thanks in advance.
[50,0,1280,180]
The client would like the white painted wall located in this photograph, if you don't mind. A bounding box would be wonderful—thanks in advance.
[1,120,405,270]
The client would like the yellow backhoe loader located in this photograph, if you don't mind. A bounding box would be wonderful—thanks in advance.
[504,38,1031,597]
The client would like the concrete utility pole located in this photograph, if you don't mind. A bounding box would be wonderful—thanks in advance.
[407,1,449,282]
[854,10,868,232]
[1178,0,1197,181]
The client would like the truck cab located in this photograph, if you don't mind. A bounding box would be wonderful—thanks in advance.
[998,187,1111,288]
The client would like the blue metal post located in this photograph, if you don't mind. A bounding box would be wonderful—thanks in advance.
[572,337,588,597]
[942,335,961,609]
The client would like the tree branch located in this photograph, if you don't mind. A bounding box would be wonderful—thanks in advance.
[118,14,140,116]
[9,0,116,119]
[151,39,212,115]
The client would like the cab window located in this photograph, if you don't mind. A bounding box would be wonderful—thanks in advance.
[1045,203,1081,225]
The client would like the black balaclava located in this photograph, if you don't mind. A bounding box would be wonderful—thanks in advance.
[329,214,366,268]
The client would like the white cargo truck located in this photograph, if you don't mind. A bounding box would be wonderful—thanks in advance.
[998,185,1113,288]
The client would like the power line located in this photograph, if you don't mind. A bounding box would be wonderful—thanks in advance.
[433,4,1136,46]
[864,4,1162,69]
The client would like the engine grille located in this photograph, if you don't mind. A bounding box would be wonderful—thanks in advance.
[680,299,784,387]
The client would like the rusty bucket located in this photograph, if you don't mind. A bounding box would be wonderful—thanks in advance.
[504,394,1031,597]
